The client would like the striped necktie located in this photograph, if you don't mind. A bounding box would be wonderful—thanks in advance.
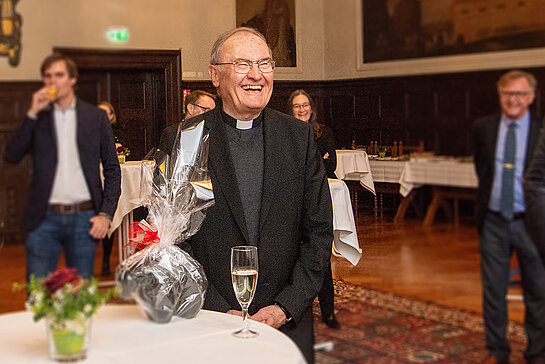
[500,122,517,220]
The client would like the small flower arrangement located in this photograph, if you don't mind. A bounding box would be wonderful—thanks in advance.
[13,268,119,360]
[116,146,130,157]
[13,267,117,324]
[116,146,130,164]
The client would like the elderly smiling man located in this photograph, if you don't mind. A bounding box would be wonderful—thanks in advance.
[182,27,332,363]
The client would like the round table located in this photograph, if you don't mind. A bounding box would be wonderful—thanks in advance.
[0,305,306,363]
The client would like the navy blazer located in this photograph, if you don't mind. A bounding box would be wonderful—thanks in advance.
[472,112,541,231]
[5,99,121,231]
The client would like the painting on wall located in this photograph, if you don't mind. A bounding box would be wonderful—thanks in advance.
[236,0,297,67]
[362,0,545,63]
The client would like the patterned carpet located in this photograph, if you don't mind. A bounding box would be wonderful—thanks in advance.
[313,281,527,364]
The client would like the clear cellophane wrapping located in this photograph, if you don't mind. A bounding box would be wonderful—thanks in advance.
[116,119,213,323]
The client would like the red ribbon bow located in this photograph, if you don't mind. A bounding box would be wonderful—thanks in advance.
[125,220,160,252]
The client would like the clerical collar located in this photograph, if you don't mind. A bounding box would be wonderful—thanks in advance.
[221,110,263,130]
[237,120,253,130]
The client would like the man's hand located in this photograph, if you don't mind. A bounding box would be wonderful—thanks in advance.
[89,215,110,239]
[226,310,243,317]
[27,86,55,119]
[251,305,287,329]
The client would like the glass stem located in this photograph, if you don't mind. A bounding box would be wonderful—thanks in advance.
[242,307,249,332]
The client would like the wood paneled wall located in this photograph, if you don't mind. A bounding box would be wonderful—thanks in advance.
[0,82,40,245]
[2,67,544,244]
[186,67,544,155]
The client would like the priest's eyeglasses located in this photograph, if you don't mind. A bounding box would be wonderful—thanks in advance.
[214,58,275,74]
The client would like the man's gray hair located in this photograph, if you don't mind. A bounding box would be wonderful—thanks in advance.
[497,70,537,92]
[210,27,273,65]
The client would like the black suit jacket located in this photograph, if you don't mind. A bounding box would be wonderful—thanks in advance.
[472,112,541,231]
[158,122,180,157]
[316,126,337,178]
[524,121,545,265]
[184,106,333,346]
[5,99,121,231]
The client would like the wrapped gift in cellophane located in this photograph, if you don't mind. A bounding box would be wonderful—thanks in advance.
[116,119,213,323]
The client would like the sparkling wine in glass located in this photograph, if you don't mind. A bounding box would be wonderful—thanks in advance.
[231,245,259,338]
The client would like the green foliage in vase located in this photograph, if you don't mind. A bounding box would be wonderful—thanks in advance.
[13,267,119,325]
[116,146,130,156]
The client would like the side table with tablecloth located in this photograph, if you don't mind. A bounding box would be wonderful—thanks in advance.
[397,160,478,225]
[335,150,375,194]
[335,150,376,216]
[106,161,144,262]
[368,159,406,218]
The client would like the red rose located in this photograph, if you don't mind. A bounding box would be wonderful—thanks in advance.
[42,267,81,294]
[116,146,126,153]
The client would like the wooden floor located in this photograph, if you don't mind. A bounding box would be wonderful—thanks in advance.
[0,214,524,324]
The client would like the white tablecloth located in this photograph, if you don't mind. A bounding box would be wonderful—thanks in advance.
[328,179,361,266]
[399,160,477,197]
[108,161,144,236]
[335,150,375,195]
[0,305,306,364]
[369,159,406,183]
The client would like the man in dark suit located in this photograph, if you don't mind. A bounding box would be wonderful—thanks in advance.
[183,27,332,364]
[473,70,545,364]
[525,126,545,267]
[158,90,216,156]
[5,53,121,281]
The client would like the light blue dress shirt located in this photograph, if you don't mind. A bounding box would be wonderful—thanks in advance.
[488,112,530,213]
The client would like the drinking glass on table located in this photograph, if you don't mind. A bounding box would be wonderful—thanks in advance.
[231,245,259,338]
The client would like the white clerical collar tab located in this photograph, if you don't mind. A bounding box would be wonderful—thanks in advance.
[236,119,253,130]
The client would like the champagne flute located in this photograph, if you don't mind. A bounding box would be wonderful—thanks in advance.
[231,245,259,338]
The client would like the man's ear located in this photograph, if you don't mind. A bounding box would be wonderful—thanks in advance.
[528,91,536,105]
[208,65,220,87]
[185,103,195,118]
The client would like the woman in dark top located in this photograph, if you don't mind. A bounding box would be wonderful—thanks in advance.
[289,89,340,329]
[289,90,337,178]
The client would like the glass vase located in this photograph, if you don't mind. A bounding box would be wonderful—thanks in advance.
[118,154,125,164]
[46,317,92,362]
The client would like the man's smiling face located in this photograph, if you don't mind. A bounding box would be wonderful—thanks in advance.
[498,77,535,121]
[208,31,274,121]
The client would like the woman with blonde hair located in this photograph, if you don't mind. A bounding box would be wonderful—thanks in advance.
[98,101,122,149]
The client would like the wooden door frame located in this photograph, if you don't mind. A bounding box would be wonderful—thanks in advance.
[53,48,182,127]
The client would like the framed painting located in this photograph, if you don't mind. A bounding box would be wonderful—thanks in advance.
[362,0,545,63]
[236,0,298,69]
[357,0,545,77]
